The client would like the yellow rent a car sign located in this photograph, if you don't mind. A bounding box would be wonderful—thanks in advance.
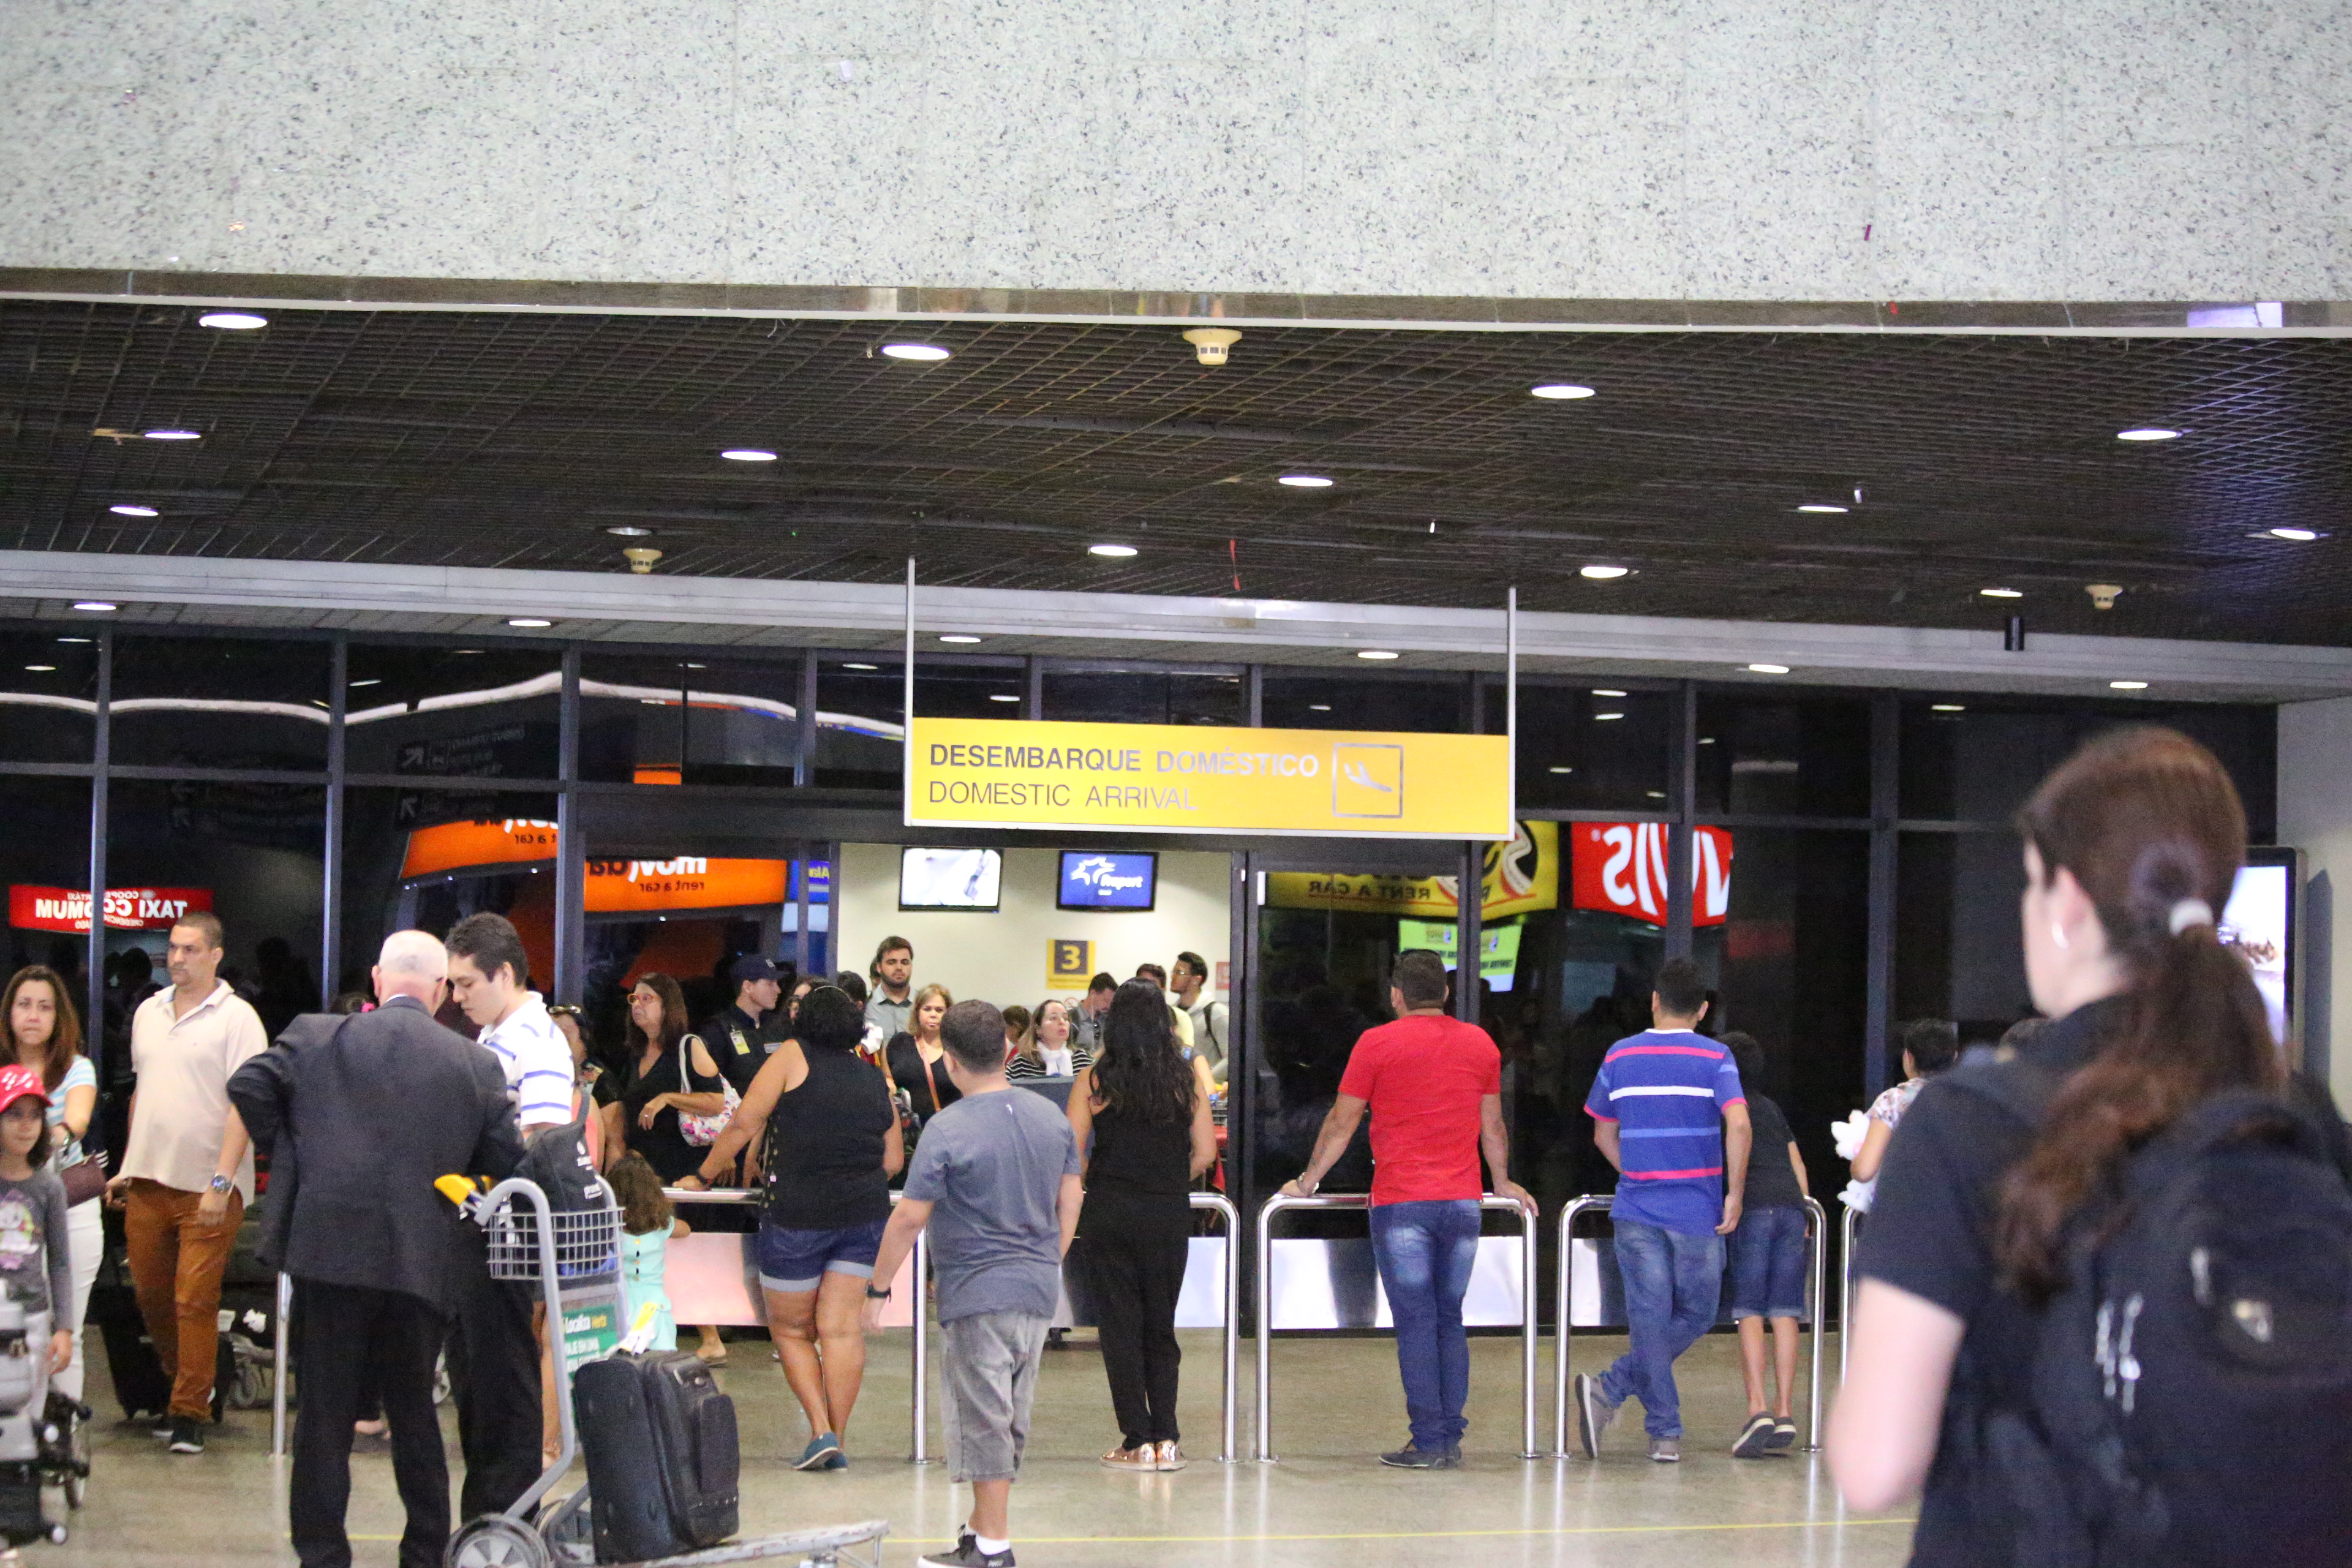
[907,717,1512,840]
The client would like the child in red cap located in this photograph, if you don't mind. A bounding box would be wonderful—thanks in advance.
[0,1066,74,1378]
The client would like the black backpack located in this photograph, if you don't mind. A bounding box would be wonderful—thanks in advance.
[1951,1061,2352,1567]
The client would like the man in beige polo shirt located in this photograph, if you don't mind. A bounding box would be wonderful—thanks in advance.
[104,911,267,1455]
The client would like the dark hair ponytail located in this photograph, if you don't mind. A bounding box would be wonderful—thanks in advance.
[1994,726,2282,1300]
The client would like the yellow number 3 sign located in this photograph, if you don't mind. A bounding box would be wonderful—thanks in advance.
[1048,938,1095,990]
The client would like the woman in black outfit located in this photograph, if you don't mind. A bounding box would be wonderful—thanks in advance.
[681,986,903,1471]
[1068,979,1216,1471]
[884,982,960,1127]
[1829,726,2351,1564]
[614,972,730,1184]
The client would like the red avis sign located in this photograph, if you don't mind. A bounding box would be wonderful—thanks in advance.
[1568,824,1732,927]
[8,886,213,934]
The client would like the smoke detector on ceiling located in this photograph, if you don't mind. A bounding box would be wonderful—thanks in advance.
[624,547,664,575]
[1182,327,1242,367]
[2086,582,2122,610]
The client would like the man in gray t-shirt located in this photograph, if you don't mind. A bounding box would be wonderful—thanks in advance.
[867,1000,1080,1568]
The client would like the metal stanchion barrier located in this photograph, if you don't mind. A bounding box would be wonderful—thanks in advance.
[270,1270,293,1458]
[1189,1190,1243,1464]
[1254,1191,1539,1463]
[1839,1202,1863,1385]
[1551,1194,1830,1457]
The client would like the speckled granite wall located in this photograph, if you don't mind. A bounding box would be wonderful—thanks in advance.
[1,0,2345,302]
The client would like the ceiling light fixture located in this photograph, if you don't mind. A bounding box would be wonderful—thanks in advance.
[1308,704,1332,712]
[2266,527,2321,541]
[109,504,159,517]
[1932,703,1966,712]
[605,524,655,537]
[1592,688,1627,697]
[880,343,951,362]
[1594,712,1625,722]
[197,311,268,330]
[2109,680,2149,690]
[55,638,89,644]
[1797,504,1849,514]
[938,635,982,644]
[843,662,878,671]
[1980,587,2025,599]
[1088,543,1138,557]
[1579,565,1631,582]
[23,665,54,673]
[1356,649,1399,660]
[70,602,116,613]
[141,429,200,441]
[349,678,381,688]
[1746,663,1791,674]
[506,617,553,628]
[720,448,777,462]
[1277,475,1333,488]
[989,693,1022,703]
[1529,384,1595,400]
[2116,427,2180,442]
[1548,766,1574,774]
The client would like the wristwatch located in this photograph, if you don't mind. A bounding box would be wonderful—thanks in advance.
[208,1174,232,1195]
[864,1284,891,1300]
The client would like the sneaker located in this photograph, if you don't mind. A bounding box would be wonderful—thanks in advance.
[1153,1441,1187,1472]
[794,1432,841,1471]
[1768,1417,1798,1450]
[1378,1442,1460,1469]
[824,1448,848,1471]
[1732,1413,1776,1458]
[167,1417,205,1455]
[1649,1436,1680,1463]
[149,1417,173,1440]
[1099,1444,1155,1471]
[918,1540,1013,1568]
[1574,1373,1618,1460]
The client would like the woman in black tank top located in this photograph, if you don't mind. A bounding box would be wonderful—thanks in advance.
[679,987,903,1469]
[1068,980,1218,1471]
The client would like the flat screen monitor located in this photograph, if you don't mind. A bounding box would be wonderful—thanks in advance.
[899,847,1002,911]
[2222,853,2294,1045]
[1058,851,1158,912]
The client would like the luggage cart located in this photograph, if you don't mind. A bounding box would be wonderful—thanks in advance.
[444,1175,888,1568]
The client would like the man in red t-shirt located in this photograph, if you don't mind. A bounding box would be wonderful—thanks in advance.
[1283,949,1534,1469]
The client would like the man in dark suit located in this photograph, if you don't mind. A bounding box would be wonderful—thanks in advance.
[231,931,524,1568]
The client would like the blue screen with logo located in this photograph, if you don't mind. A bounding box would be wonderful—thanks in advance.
[1059,851,1158,911]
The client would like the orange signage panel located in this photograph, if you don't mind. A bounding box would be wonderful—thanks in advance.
[399,819,559,880]
[586,858,788,914]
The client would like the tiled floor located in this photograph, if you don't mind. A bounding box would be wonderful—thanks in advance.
[50,1329,1913,1567]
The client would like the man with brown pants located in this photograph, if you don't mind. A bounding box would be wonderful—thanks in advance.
[105,913,268,1455]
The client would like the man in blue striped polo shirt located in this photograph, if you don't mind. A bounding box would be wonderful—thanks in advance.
[1575,957,1752,1463]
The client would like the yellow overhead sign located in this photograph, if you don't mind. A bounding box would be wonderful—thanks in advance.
[907,718,1512,839]
[1266,821,1560,916]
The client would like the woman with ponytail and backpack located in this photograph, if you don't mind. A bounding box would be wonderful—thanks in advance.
[1830,726,2352,1566]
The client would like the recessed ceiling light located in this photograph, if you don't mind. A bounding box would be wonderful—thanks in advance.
[685,663,706,670]
[1980,587,2025,599]
[605,524,655,537]
[2116,428,2180,442]
[938,635,982,644]
[1594,712,1625,721]
[454,649,483,655]
[880,343,951,361]
[2266,527,2321,541]
[141,429,200,441]
[1308,703,1332,712]
[1647,790,1667,799]
[2109,680,2149,690]
[1530,384,1596,400]
[843,662,878,671]
[1796,504,1849,514]
[989,693,1022,703]
[55,638,89,644]
[1697,736,1716,745]
[70,601,116,613]
[1278,475,1334,488]
[23,665,54,673]
[1592,688,1627,697]
[1932,703,1966,712]
[1746,663,1791,674]
[506,617,553,628]
[1356,649,1399,660]
[349,678,381,687]
[1580,565,1630,580]
[1548,765,1575,774]
[197,311,267,330]
[1088,543,1138,557]
[109,504,159,518]
[720,448,777,462]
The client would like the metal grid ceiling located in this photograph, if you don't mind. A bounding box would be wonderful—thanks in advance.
[3,301,2349,645]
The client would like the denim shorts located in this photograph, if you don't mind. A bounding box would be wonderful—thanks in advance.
[1725,1204,1809,1321]
[756,1216,888,1294]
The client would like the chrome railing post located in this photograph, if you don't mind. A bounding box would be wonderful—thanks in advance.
[270,1270,293,1458]
[1801,1195,1828,1452]
[1252,1191,1294,1462]
[1189,1191,1241,1463]
[1839,1202,1862,1385]
[1479,1193,1540,1460]
[1551,1195,1610,1457]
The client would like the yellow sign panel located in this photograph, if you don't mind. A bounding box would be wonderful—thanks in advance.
[1047,938,1095,989]
[907,718,1512,840]
[1267,821,1560,917]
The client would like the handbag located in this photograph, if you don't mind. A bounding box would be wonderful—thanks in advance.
[676,1038,739,1147]
[60,1153,108,1207]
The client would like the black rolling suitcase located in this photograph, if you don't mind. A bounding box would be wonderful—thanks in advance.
[573,1349,739,1561]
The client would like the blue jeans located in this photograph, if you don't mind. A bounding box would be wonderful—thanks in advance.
[1370,1199,1482,1451]
[1599,1220,1724,1439]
